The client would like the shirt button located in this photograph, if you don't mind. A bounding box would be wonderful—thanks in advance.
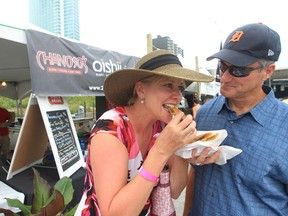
[229,120,234,124]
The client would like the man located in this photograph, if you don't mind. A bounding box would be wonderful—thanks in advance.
[185,23,288,215]
[0,107,15,164]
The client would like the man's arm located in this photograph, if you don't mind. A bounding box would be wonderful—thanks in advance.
[183,166,195,216]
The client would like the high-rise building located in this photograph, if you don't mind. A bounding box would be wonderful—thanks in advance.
[152,35,184,58]
[29,0,80,40]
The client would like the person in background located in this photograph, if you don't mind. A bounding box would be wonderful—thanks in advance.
[191,99,201,118]
[184,23,288,216]
[201,98,207,105]
[79,50,221,216]
[0,107,15,164]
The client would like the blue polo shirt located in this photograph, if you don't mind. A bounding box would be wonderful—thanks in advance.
[189,86,288,216]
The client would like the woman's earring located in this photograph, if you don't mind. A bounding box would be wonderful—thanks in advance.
[140,99,144,104]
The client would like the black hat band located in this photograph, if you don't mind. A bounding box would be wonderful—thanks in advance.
[139,54,182,70]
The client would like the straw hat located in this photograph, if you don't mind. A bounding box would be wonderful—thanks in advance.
[104,49,214,106]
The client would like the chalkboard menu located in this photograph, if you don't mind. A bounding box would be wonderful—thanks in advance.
[7,95,84,180]
[46,110,80,171]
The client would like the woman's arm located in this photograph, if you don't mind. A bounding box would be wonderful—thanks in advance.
[168,146,222,200]
[90,133,169,216]
[168,155,188,199]
[89,111,212,215]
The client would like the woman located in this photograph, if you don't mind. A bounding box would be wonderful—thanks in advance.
[80,50,221,215]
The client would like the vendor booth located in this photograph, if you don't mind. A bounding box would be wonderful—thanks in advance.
[0,24,139,209]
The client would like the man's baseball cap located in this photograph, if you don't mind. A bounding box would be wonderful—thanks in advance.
[207,23,281,66]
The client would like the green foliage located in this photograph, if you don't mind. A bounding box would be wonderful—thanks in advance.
[0,168,77,216]
[0,97,29,114]
[0,96,95,117]
[65,96,95,114]
[31,168,54,213]
[51,174,74,207]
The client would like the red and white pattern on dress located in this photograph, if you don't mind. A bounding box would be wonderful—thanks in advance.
[80,106,164,216]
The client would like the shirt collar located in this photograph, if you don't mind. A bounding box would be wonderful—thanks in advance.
[215,86,275,127]
[250,86,275,127]
[214,96,226,113]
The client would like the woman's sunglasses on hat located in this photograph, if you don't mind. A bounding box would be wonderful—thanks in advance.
[219,61,264,77]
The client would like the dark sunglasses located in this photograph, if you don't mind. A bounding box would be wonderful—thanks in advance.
[219,61,264,77]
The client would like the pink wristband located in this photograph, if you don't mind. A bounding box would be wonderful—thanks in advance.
[138,166,159,183]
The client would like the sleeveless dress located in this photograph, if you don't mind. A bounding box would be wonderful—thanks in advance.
[81,106,163,215]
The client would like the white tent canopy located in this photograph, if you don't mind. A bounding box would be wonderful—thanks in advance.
[185,81,220,96]
[0,24,31,100]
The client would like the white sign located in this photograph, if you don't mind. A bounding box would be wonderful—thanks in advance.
[7,94,84,180]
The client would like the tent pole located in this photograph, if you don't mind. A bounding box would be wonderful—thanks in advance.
[15,99,19,116]
[195,56,201,100]
[147,34,153,53]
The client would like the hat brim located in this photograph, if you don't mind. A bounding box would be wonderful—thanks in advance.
[104,67,214,106]
[206,49,259,67]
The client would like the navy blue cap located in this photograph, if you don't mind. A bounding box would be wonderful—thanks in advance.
[207,23,281,66]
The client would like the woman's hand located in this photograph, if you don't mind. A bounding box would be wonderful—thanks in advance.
[153,111,197,158]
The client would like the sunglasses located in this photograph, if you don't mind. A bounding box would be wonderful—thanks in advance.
[219,61,264,77]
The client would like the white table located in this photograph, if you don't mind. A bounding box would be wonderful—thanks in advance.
[0,181,25,214]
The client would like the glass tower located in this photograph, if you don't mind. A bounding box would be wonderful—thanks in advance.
[29,0,80,40]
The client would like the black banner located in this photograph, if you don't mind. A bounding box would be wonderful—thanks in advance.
[25,29,139,96]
